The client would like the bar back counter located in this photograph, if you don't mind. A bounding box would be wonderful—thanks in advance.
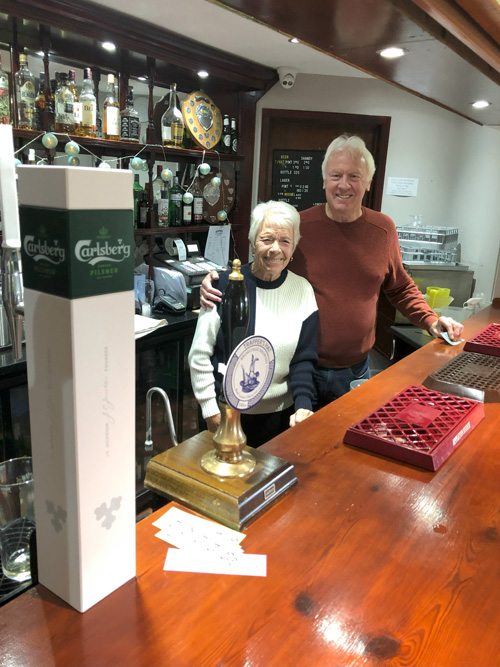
[1,304,499,666]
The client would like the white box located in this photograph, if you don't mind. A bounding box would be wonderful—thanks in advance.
[18,166,136,612]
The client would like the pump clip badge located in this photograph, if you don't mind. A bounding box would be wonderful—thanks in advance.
[223,336,275,411]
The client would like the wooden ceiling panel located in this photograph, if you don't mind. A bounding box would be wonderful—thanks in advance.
[214,0,500,126]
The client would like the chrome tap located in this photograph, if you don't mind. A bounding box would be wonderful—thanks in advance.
[1,246,24,360]
[0,125,24,361]
[145,387,178,450]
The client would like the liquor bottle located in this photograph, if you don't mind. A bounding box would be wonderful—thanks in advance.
[0,55,11,124]
[15,54,35,129]
[68,69,80,134]
[221,114,230,154]
[120,86,140,142]
[103,73,120,141]
[157,183,170,228]
[44,76,57,132]
[192,174,204,224]
[230,117,238,155]
[79,67,97,138]
[168,175,183,227]
[137,192,149,229]
[34,72,45,130]
[151,165,164,205]
[133,174,143,228]
[219,259,249,364]
[182,190,193,225]
[54,72,75,133]
[161,83,184,148]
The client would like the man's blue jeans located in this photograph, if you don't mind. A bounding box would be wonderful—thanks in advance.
[312,357,370,409]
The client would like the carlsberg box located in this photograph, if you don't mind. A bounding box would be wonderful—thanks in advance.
[17,166,136,612]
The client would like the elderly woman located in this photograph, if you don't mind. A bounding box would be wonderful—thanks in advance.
[188,200,319,448]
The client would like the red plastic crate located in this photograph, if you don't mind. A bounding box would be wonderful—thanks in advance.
[464,323,500,357]
[343,385,484,471]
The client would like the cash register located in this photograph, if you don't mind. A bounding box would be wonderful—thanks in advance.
[150,239,226,309]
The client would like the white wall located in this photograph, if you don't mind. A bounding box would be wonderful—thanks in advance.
[253,73,500,301]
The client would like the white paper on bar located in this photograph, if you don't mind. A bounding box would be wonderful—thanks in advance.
[153,506,245,551]
[204,225,230,267]
[134,314,167,339]
[164,548,267,577]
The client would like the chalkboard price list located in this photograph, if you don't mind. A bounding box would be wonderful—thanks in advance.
[272,149,325,211]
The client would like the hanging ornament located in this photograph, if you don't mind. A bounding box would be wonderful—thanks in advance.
[199,162,210,176]
[161,168,173,182]
[14,158,22,168]
[131,156,143,170]
[65,140,80,156]
[99,161,111,169]
[217,210,228,222]
[140,159,149,171]
[42,132,58,150]
[211,175,221,187]
[37,159,47,166]
[67,156,80,166]
[182,192,194,205]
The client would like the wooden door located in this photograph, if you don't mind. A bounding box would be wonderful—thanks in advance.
[258,109,391,212]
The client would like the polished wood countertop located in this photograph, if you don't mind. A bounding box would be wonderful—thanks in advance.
[1,305,500,667]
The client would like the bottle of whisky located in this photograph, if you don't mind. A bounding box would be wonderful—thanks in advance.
[157,183,170,228]
[0,55,11,124]
[103,73,120,141]
[161,83,184,148]
[192,174,204,224]
[133,174,143,229]
[137,192,149,229]
[221,114,230,154]
[79,68,97,138]
[230,117,238,155]
[151,164,164,205]
[120,86,140,142]
[220,259,249,364]
[168,175,183,227]
[54,72,75,134]
[68,70,80,135]
[34,72,45,130]
[15,54,35,129]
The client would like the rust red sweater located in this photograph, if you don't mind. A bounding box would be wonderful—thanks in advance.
[292,205,437,368]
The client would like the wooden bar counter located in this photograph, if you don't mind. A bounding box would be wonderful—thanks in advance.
[1,304,500,667]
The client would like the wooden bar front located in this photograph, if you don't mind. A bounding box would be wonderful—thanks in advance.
[1,305,500,667]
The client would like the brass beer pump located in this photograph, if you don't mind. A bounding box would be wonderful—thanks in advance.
[144,259,297,531]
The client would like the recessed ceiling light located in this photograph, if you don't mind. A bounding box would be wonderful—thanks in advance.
[379,47,407,59]
[472,100,490,109]
[197,70,209,78]
[101,41,116,52]
[137,76,147,82]
[289,37,300,44]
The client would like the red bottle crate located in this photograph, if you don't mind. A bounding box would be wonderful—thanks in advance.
[464,323,500,357]
[343,385,484,471]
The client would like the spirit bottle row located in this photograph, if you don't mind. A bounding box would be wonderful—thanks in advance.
[134,167,204,229]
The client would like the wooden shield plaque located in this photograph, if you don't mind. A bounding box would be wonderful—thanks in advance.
[182,91,222,150]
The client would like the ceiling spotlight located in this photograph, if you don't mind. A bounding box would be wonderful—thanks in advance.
[197,70,209,78]
[288,37,300,44]
[472,100,490,109]
[101,41,116,52]
[137,76,147,82]
[379,47,407,59]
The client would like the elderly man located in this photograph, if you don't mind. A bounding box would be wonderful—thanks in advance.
[201,134,463,407]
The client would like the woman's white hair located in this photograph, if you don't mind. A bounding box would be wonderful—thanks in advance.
[248,200,301,251]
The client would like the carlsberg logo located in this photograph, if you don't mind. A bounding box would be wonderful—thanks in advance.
[24,236,66,265]
[75,238,131,265]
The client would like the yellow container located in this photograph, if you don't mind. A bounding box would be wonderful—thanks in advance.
[426,286,451,308]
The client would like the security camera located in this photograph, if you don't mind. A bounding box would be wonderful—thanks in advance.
[277,66,299,89]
